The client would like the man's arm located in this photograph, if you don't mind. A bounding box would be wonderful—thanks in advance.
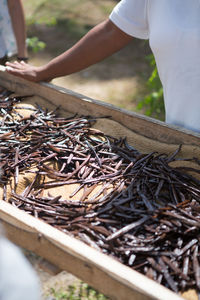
[6,19,133,82]
[7,0,28,59]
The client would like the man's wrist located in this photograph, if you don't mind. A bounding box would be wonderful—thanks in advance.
[37,65,53,82]
[17,56,29,62]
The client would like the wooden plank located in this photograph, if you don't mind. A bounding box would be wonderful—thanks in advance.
[0,66,200,146]
[0,66,195,300]
[0,201,183,300]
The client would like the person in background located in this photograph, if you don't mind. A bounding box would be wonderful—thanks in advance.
[5,0,200,133]
[0,0,28,65]
[0,225,41,300]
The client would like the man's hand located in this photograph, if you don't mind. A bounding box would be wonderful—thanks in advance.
[5,61,47,82]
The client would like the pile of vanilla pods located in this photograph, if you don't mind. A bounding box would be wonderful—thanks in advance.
[1,87,200,295]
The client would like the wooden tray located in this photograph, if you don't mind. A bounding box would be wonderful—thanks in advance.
[1,66,199,300]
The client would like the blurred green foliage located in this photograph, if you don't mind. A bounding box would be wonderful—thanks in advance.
[49,282,108,300]
[26,37,46,53]
[137,54,165,120]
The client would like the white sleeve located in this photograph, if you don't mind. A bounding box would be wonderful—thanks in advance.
[109,0,149,39]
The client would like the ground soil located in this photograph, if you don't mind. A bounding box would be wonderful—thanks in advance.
[24,250,79,299]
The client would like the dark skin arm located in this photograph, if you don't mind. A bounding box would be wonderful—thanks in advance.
[6,19,133,82]
[7,0,27,58]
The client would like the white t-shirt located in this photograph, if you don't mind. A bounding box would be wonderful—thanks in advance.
[110,0,200,133]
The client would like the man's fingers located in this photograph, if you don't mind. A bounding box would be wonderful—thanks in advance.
[20,61,27,65]
[5,62,24,70]
[5,64,25,76]
[5,67,21,74]
[4,61,40,82]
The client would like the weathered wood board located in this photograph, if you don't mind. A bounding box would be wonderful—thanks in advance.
[0,66,199,300]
